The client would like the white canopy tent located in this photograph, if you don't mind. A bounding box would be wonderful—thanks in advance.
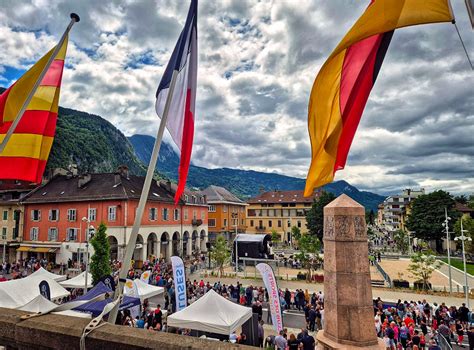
[0,275,69,309]
[30,267,67,282]
[167,290,252,335]
[17,294,58,313]
[128,279,164,301]
[59,271,93,289]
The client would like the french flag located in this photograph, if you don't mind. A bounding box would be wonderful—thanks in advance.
[155,0,197,204]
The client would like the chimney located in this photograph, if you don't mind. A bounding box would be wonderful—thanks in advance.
[117,165,129,179]
[114,172,121,186]
[78,173,92,189]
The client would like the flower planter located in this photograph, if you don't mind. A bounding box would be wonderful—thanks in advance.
[393,279,410,288]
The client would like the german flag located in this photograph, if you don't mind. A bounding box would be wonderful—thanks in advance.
[0,37,68,184]
[304,0,454,196]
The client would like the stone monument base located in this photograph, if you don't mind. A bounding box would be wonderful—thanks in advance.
[316,331,386,350]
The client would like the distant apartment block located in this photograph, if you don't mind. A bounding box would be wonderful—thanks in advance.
[381,188,425,232]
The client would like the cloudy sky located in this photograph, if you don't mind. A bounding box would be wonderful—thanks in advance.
[0,0,473,195]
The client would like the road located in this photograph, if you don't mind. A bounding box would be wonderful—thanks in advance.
[438,260,474,290]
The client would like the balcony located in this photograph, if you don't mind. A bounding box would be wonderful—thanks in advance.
[192,219,203,226]
[256,226,266,231]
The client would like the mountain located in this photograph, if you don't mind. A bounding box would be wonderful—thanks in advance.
[46,107,146,175]
[128,134,385,210]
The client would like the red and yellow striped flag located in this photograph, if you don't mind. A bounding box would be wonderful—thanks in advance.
[0,37,68,183]
[304,0,454,196]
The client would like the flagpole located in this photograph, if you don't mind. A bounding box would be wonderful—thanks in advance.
[0,13,80,154]
[108,69,180,324]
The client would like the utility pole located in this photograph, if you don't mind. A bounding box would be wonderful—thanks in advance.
[443,207,453,294]
[454,218,472,308]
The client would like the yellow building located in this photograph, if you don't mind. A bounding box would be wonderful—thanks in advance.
[201,185,247,242]
[0,181,33,263]
[246,190,321,243]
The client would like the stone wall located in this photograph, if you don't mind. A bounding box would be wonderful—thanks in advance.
[0,308,252,350]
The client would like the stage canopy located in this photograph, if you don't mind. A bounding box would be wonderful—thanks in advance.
[59,272,93,289]
[29,267,67,282]
[75,282,112,301]
[167,289,252,335]
[73,296,141,317]
[127,279,164,301]
[0,275,69,308]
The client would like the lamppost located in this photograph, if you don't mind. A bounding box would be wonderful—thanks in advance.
[442,208,453,294]
[81,216,95,294]
[454,218,472,308]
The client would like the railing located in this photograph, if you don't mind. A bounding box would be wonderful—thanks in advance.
[256,226,266,231]
[434,332,453,350]
[373,260,392,288]
[191,219,202,226]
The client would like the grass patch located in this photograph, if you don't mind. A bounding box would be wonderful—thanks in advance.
[440,258,474,276]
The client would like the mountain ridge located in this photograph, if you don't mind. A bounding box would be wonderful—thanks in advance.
[128,134,385,210]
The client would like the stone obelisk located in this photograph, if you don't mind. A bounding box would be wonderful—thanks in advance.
[316,194,384,349]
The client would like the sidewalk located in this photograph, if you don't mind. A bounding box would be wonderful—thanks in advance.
[189,272,469,306]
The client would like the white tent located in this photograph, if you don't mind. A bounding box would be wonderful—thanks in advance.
[59,272,93,289]
[167,290,252,335]
[0,275,69,309]
[125,279,164,301]
[30,267,67,282]
[17,295,58,313]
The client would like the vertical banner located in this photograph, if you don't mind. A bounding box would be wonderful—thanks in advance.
[171,256,187,311]
[39,280,51,301]
[140,270,151,284]
[124,279,140,318]
[256,263,283,332]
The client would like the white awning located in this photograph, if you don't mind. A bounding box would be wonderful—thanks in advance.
[30,267,67,282]
[125,279,164,301]
[59,272,93,289]
[167,289,252,335]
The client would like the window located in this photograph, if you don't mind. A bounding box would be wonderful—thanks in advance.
[193,210,197,220]
[223,218,227,227]
[209,219,216,227]
[174,208,180,221]
[88,208,97,222]
[67,209,77,222]
[241,219,244,225]
[201,210,205,220]
[278,220,282,228]
[30,227,39,241]
[48,228,58,241]
[2,210,7,221]
[184,209,188,220]
[184,194,189,202]
[269,220,273,228]
[67,228,78,241]
[108,206,117,221]
[240,207,244,213]
[49,209,59,221]
[31,210,41,221]
[250,220,254,226]
[297,220,302,228]
[149,208,157,221]
[232,218,238,226]
[248,209,256,217]
[162,208,169,221]
[209,205,216,212]
[1,227,6,240]
[223,205,227,213]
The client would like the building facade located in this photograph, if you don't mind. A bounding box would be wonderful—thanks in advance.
[0,181,36,263]
[21,168,208,265]
[246,190,321,243]
[201,185,247,241]
[381,188,425,232]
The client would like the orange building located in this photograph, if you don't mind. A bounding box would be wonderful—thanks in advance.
[21,167,208,264]
[201,185,247,241]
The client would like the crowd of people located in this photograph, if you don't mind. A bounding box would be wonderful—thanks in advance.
[375,297,474,349]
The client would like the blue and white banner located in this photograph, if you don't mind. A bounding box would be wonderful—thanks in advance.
[38,280,51,301]
[256,263,283,332]
[140,270,151,284]
[171,256,187,311]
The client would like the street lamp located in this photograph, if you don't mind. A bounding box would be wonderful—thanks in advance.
[454,218,472,308]
[81,216,95,294]
[442,208,453,294]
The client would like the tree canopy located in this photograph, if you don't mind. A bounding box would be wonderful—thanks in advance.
[210,236,230,277]
[90,223,112,285]
[406,190,459,251]
[306,191,336,242]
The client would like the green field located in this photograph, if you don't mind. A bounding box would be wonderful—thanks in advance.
[440,258,474,276]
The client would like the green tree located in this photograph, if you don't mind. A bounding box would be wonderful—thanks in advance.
[295,234,321,281]
[393,230,410,254]
[291,226,302,245]
[454,195,468,204]
[271,229,280,247]
[454,216,474,256]
[407,252,440,290]
[366,210,375,225]
[406,190,459,252]
[89,223,112,285]
[306,191,336,242]
[210,236,230,277]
